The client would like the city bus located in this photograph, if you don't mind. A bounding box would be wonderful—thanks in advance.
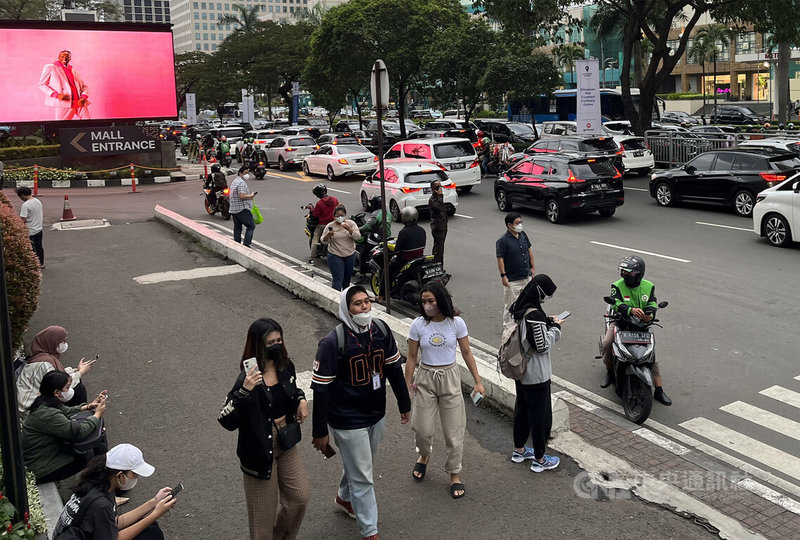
[509,89,663,123]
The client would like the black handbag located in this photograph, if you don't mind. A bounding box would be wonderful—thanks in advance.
[68,410,105,454]
[273,420,301,451]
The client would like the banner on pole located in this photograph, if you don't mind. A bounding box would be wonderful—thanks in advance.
[576,59,602,136]
[186,93,197,125]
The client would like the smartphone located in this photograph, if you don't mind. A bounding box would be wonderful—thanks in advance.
[556,311,571,320]
[323,444,337,459]
[170,483,184,498]
[85,354,100,366]
[252,191,258,196]
[243,357,259,375]
[470,390,484,406]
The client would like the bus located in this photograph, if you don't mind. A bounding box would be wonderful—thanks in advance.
[509,89,663,124]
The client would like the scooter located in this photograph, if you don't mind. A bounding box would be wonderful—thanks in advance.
[597,297,669,424]
[203,177,231,219]
[365,240,449,305]
[217,149,232,167]
[249,150,267,180]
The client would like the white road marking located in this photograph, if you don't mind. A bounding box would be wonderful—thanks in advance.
[737,478,800,516]
[133,265,246,284]
[589,241,692,263]
[632,428,691,456]
[326,187,351,194]
[696,221,753,232]
[553,390,598,412]
[720,401,800,442]
[454,213,474,219]
[679,417,800,482]
[760,385,800,410]
[795,375,800,381]
[625,187,649,192]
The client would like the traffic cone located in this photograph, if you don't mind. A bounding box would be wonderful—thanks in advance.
[60,195,76,221]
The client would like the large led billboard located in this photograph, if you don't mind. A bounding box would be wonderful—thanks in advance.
[0,22,177,123]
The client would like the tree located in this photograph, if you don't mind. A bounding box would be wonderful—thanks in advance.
[688,31,716,114]
[294,0,328,24]
[217,3,261,32]
[553,43,585,88]
[0,0,120,20]
[691,24,730,114]
[474,0,580,44]
[0,0,48,19]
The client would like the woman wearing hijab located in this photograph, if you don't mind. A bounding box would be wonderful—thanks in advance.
[16,326,92,417]
[218,318,310,540]
[508,274,565,472]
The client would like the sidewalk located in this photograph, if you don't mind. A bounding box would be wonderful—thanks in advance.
[155,204,800,539]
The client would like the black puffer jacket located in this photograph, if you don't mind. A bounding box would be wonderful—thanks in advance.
[218,361,306,480]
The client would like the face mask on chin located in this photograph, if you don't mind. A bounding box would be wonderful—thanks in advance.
[56,342,68,354]
[57,387,75,403]
[351,311,372,329]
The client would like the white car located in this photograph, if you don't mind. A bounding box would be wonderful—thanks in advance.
[265,135,317,171]
[612,135,654,174]
[384,138,481,192]
[302,144,377,180]
[753,172,800,247]
[738,138,800,154]
[360,161,458,221]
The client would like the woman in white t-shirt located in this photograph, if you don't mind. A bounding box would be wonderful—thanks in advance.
[404,282,484,499]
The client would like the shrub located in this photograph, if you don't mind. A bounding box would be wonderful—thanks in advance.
[0,146,60,161]
[0,462,45,538]
[475,110,506,118]
[0,191,41,350]
[657,92,706,100]
[3,168,74,183]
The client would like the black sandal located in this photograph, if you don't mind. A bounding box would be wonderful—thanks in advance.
[412,461,427,481]
[450,482,465,499]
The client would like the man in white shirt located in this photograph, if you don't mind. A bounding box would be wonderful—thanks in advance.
[16,187,44,267]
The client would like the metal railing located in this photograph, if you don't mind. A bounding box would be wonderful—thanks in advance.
[643,131,800,168]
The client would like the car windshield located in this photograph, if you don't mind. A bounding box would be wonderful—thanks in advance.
[220,129,243,138]
[289,137,316,146]
[337,145,370,154]
[404,171,448,184]
[507,123,534,135]
[434,141,475,159]
[580,138,618,152]
[769,154,800,170]
[739,107,757,115]
[570,160,617,178]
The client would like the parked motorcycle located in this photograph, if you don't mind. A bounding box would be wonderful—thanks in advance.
[364,240,449,305]
[597,296,669,424]
[203,177,230,219]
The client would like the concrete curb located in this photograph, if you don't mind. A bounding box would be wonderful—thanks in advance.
[5,173,187,189]
[152,204,569,430]
[37,482,62,540]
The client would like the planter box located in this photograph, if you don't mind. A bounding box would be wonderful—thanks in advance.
[51,180,71,189]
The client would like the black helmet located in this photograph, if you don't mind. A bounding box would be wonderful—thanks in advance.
[312,183,327,199]
[368,194,382,212]
[211,163,221,173]
[619,255,645,288]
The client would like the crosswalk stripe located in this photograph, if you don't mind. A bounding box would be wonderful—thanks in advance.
[760,385,800,410]
[795,375,800,381]
[720,401,800,442]
[680,417,800,482]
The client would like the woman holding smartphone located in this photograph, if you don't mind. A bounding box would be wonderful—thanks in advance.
[405,282,484,499]
[321,204,361,291]
[507,274,563,472]
[218,318,310,540]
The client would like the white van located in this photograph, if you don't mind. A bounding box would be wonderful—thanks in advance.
[384,138,480,192]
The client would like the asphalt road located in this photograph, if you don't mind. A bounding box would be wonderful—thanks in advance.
[19,218,710,539]
[15,151,800,496]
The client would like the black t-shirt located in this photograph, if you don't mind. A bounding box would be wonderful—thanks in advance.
[52,488,117,540]
[395,223,426,261]
[312,323,402,430]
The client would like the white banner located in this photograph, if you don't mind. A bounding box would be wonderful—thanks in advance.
[576,59,602,136]
[241,89,255,125]
[185,93,196,125]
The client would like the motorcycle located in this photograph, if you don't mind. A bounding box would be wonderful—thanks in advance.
[217,148,232,167]
[597,296,669,424]
[364,239,449,305]
[249,150,267,180]
[203,176,231,219]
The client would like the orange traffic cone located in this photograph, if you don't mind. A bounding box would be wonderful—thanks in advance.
[60,195,76,221]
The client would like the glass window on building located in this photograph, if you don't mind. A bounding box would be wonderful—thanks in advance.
[194,23,199,29]
[667,39,681,64]
[145,14,152,20]
[203,33,208,39]
[226,24,231,29]
[736,32,756,55]
[289,5,293,11]
[196,43,202,50]
[219,34,223,40]
[144,0,151,6]
[212,44,217,50]
[202,12,206,18]
[716,40,729,61]
[260,4,265,10]
[283,6,287,12]
[194,12,199,18]
[269,5,273,11]
[211,34,216,40]
[202,22,207,28]
[201,2,205,7]
[686,38,695,63]
[224,3,229,8]
[204,43,209,50]
[193,1,198,6]
[217,3,221,9]
[195,32,200,39]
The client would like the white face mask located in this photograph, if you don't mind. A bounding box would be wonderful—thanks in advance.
[118,474,138,491]
[351,311,372,329]
[423,304,438,317]
[246,173,255,181]
[58,387,75,403]
[513,224,523,233]
[56,342,68,354]
[336,216,346,224]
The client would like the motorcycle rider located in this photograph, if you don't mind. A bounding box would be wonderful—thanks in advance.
[217,136,231,163]
[240,137,254,164]
[205,163,227,208]
[356,194,392,278]
[378,206,426,300]
[600,256,671,406]
[304,184,339,264]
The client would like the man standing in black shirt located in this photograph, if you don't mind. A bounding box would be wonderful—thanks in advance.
[379,206,426,300]
[496,212,535,328]
[312,286,410,540]
[428,180,448,266]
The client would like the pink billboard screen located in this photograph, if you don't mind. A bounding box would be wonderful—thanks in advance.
[0,26,177,123]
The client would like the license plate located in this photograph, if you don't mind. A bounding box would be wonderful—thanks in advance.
[356,158,368,163]
[634,151,643,157]
[618,331,651,344]
[423,188,431,194]
[450,162,466,170]
[422,264,444,278]
[591,183,609,190]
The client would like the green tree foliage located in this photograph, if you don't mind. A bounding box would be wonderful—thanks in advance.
[553,43,585,88]
[482,46,561,114]
[474,0,580,43]
[0,0,120,20]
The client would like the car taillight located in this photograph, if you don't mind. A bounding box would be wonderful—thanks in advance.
[469,159,480,168]
[613,168,622,178]
[443,182,456,189]
[258,161,264,166]
[759,172,786,183]
[314,145,320,149]
[566,169,584,183]
[433,161,446,170]
[338,158,349,164]
[616,149,623,155]
[286,147,294,152]
[401,187,422,193]
[618,144,626,151]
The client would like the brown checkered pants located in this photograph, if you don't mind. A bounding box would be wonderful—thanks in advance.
[242,428,310,540]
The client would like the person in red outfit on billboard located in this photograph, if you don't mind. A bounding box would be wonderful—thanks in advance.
[38,50,90,120]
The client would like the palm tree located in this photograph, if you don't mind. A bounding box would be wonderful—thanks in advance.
[217,4,261,33]
[690,24,731,114]
[294,1,328,25]
[554,43,585,89]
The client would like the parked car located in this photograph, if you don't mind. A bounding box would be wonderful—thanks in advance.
[494,154,624,224]
[710,105,766,125]
[302,144,377,180]
[384,138,481,192]
[407,129,479,145]
[360,161,458,221]
[753,171,800,247]
[475,120,538,143]
[316,131,365,145]
[334,120,364,132]
[207,126,246,146]
[366,119,420,134]
[661,111,700,126]
[521,135,624,171]
[264,136,318,171]
[425,119,480,132]
[281,126,321,139]
[648,148,800,216]
[614,136,654,174]
[737,138,800,154]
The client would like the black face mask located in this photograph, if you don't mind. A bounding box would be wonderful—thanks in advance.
[266,344,282,360]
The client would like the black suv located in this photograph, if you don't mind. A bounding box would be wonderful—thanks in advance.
[522,136,624,170]
[475,120,538,143]
[494,154,624,224]
[710,105,766,125]
[334,120,363,132]
[649,147,800,216]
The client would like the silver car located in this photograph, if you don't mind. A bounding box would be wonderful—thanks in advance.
[265,136,318,171]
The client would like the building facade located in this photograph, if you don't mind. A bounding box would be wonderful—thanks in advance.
[112,0,172,24]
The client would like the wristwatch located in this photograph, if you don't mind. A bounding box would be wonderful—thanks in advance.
[500,273,506,278]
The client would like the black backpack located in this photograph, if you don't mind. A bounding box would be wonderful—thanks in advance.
[53,490,105,540]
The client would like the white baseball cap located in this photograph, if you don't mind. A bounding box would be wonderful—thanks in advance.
[106,444,155,477]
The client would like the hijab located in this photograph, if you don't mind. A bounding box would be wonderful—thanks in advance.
[510,274,557,323]
[29,326,68,371]
[339,286,370,333]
